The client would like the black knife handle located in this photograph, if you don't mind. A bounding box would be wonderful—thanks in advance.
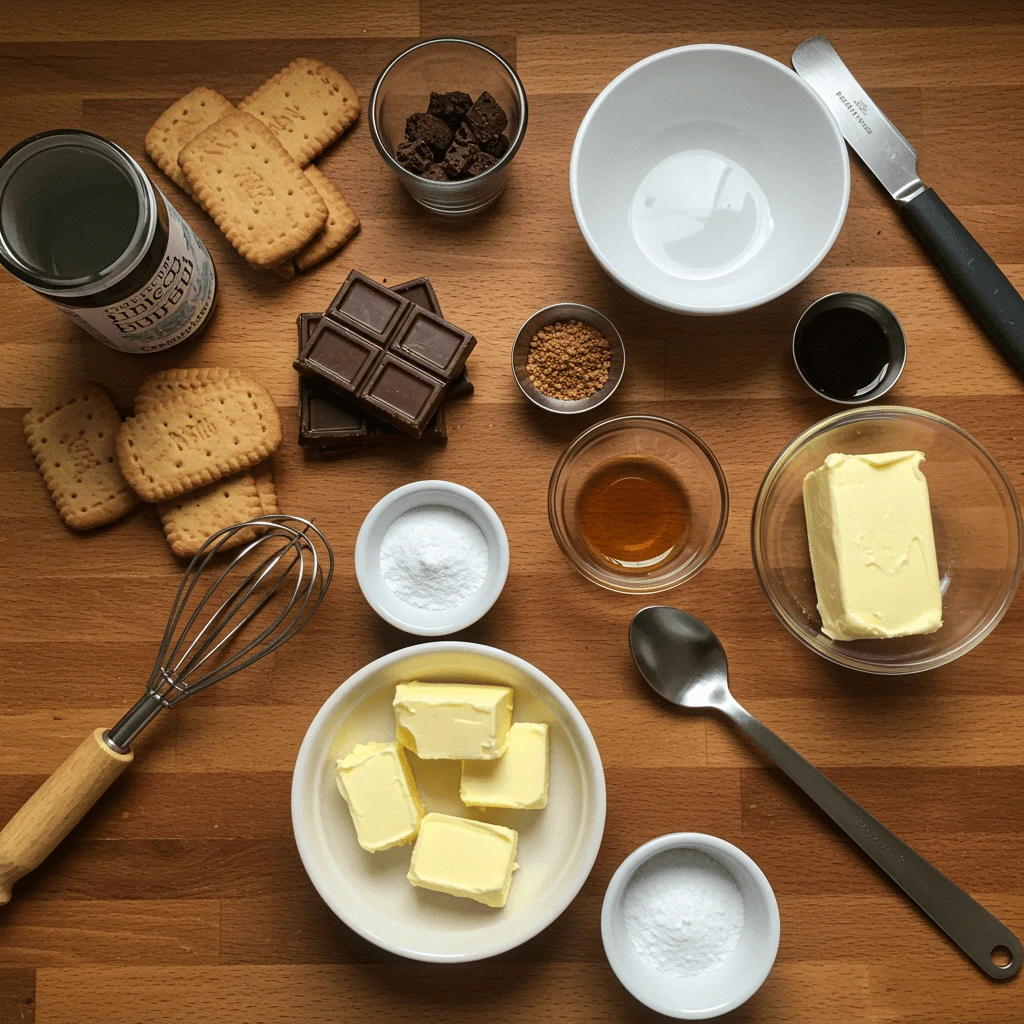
[901,188,1024,377]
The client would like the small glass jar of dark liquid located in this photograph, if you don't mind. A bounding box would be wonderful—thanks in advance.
[0,129,217,354]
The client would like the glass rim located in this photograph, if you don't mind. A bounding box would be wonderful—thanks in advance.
[368,36,529,188]
[548,414,730,594]
[751,404,1024,674]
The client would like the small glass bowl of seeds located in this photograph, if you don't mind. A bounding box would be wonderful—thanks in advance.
[511,303,625,414]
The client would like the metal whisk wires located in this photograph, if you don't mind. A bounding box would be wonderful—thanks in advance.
[104,516,333,752]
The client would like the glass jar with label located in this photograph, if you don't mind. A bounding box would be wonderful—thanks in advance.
[0,129,217,354]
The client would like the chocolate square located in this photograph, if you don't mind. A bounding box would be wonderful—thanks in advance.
[327,270,410,342]
[393,307,475,377]
[405,113,453,158]
[427,90,473,129]
[302,318,381,390]
[360,356,446,431]
[391,277,441,316]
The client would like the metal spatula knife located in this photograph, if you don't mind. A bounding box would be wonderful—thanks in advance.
[793,36,1024,378]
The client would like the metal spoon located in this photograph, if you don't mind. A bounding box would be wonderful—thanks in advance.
[629,605,1021,980]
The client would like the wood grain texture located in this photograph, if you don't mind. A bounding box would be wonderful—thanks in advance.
[1,1,1023,1021]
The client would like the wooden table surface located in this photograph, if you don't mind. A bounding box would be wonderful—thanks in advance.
[2,1,1024,1021]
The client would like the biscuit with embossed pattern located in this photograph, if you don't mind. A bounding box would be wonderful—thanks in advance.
[145,87,236,193]
[116,377,283,502]
[239,57,359,167]
[178,110,327,269]
[158,463,279,558]
[24,384,140,531]
[135,367,244,415]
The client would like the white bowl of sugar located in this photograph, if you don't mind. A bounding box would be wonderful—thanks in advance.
[355,480,510,636]
[602,832,780,1019]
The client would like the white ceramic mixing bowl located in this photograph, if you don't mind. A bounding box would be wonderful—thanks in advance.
[570,44,850,315]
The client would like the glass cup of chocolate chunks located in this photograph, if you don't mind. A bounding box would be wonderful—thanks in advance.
[370,38,528,215]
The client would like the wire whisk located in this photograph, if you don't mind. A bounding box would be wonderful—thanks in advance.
[0,515,334,906]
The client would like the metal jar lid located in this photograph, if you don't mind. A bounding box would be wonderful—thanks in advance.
[0,129,157,299]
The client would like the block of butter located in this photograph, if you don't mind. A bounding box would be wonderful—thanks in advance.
[335,741,425,852]
[803,451,943,641]
[394,682,513,759]
[407,812,519,907]
[461,722,549,809]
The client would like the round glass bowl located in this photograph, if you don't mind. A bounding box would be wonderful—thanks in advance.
[511,303,625,414]
[369,38,528,215]
[548,416,729,594]
[753,406,1023,674]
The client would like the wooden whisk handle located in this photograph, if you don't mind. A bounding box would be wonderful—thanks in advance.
[0,728,133,905]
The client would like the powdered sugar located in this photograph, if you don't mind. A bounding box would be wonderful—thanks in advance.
[379,505,489,611]
[623,848,745,977]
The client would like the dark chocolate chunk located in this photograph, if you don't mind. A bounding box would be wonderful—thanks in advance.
[404,112,453,157]
[294,270,476,437]
[465,91,508,142]
[395,139,434,173]
[453,122,478,147]
[421,163,450,181]
[441,140,480,179]
[482,133,510,159]
[426,90,473,128]
[465,150,497,177]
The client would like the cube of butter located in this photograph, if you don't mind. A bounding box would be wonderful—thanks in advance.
[393,682,513,759]
[407,812,519,907]
[461,722,549,809]
[803,451,942,641]
[335,741,425,852]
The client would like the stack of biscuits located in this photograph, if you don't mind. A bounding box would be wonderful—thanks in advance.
[145,58,360,277]
[23,371,284,558]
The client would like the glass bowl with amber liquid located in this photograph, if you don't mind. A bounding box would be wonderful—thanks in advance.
[548,416,729,593]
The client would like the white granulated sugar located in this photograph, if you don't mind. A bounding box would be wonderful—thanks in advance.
[379,505,489,611]
[623,848,745,977]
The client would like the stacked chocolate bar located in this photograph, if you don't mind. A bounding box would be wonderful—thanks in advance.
[294,272,475,455]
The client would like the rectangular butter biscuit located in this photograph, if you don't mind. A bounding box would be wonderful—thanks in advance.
[116,378,283,502]
[158,461,280,558]
[24,383,140,531]
[146,87,236,193]
[135,367,244,415]
[295,165,360,270]
[178,110,328,270]
[239,57,359,167]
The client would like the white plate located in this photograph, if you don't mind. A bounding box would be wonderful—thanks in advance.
[291,642,607,962]
[570,44,850,315]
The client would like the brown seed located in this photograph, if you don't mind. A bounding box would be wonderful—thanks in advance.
[526,319,611,401]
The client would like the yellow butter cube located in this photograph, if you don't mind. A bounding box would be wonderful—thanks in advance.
[335,741,424,852]
[461,722,549,809]
[393,682,513,759]
[407,812,519,907]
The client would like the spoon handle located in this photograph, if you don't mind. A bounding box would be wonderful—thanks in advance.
[721,697,1021,980]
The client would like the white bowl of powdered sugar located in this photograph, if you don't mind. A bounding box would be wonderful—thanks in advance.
[602,832,780,1019]
[355,480,510,635]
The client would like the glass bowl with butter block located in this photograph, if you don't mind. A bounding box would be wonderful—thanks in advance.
[549,415,729,593]
[753,407,1023,674]
[291,641,606,962]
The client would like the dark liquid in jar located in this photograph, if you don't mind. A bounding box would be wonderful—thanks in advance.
[794,306,890,400]
[575,456,689,571]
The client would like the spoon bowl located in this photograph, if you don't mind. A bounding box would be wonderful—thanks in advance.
[628,605,1021,980]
